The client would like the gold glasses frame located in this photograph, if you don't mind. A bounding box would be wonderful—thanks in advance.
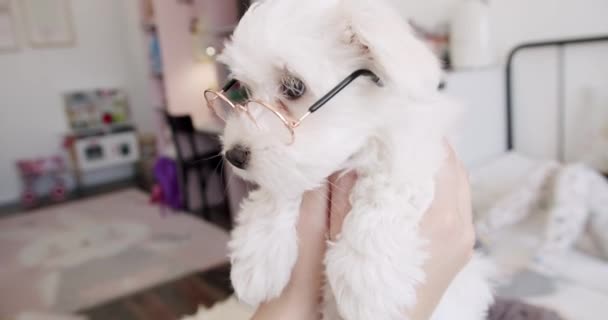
[204,69,382,145]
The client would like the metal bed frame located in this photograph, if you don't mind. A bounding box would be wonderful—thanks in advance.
[505,35,608,158]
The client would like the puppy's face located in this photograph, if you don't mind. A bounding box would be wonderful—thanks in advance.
[218,0,441,194]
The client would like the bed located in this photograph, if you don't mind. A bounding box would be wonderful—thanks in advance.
[471,35,608,319]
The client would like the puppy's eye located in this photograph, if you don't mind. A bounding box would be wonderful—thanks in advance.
[280,76,306,100]
[232,83,251,103]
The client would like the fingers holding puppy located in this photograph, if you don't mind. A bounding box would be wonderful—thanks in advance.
[328,171,358,240]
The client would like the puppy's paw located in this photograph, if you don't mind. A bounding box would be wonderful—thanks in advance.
[230,227,298,306]
[229,191,300,306]
[326,241,421,320]
[325,204,427,320]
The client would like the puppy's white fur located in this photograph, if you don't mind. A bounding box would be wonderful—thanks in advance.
[219,0,494,319]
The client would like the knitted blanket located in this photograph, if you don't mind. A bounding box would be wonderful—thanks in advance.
[488,298,563,320]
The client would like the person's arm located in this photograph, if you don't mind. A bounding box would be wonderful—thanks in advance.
[405,146,475,319]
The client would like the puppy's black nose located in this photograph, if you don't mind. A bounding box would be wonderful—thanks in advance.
[225,145,250,169]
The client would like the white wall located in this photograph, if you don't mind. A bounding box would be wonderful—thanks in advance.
[151,0,224,132]
[510,43,608,164]
[120,0,156,135]
[445,67,506,167]
[491,0,608,58]
[0,0,153,203]
[392,0,608,166]
[392,0,608,60]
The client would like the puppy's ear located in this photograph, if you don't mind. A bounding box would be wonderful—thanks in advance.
[339,0,441,98]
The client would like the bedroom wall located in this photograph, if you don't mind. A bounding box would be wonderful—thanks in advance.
[392,0,608,166]
[0,0,153,204]
[491,0,608,59]
[445,67,506,167]
[151,0,239,131]
[392,0,608,60]
[510,42,608,165]
[491,0,608,165]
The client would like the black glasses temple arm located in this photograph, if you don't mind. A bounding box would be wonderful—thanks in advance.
[222,79,239,92]
[308,69,382,113]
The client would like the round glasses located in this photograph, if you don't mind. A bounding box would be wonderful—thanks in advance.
[204,89,306,144]
[204,69,383,145]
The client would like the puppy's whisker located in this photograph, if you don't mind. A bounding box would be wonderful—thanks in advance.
[193,153,223,164]
[222,162,234,198]
[211,156,224,175]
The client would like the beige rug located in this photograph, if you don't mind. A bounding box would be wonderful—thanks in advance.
[0,189,229,319]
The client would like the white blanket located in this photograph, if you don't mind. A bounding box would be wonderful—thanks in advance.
[471,152,608,319]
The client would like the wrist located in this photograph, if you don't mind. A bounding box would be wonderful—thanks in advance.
[252,290,320,320]
[279,275,323,319]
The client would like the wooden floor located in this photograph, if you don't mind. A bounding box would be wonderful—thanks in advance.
[80,264,233,320]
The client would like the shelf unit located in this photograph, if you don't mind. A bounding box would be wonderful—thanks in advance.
[137,0,247,136]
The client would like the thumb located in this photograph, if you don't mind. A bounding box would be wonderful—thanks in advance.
[328,171,357,240]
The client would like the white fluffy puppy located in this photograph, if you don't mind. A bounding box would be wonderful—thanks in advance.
[211,0,494,319]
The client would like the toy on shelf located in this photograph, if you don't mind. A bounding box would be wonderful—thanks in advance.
[17,156,68,208]
[63,89,133,135]
[62,88,140,196]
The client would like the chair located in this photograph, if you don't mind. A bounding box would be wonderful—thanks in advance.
[164,112,231,228]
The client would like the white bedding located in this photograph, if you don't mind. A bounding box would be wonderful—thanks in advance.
[485,224,608,320]
[471,152,608,319]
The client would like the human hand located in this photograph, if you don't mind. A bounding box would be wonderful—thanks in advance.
[252,144,475,320]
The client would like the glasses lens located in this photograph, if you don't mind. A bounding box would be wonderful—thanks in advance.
[204,91,236,122]
[246,101,294,144]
